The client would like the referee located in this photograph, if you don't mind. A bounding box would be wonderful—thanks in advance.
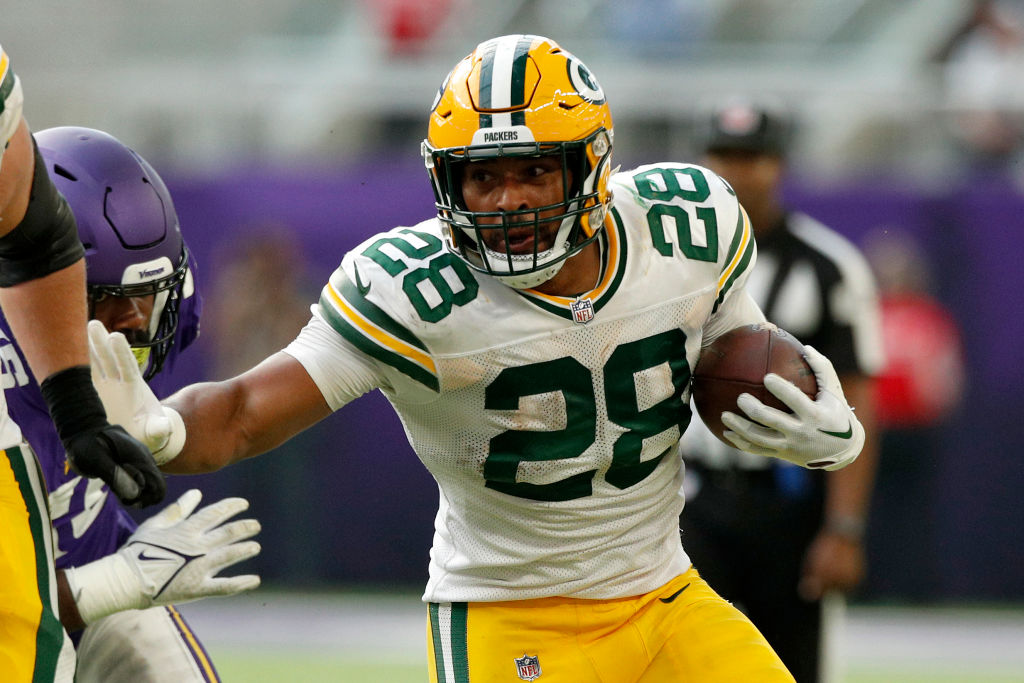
[679,99,885,683]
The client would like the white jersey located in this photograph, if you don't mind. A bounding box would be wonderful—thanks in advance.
[0,45,25,172]
[286,162,764,603]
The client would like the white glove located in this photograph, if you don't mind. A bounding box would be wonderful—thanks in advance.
[720,345,864,471]
[65,488,261,625]
[88,319,186,465]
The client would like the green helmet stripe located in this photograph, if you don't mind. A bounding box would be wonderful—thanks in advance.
[478,39,496,110]
[509,37,531,107]
[477,35,533,130]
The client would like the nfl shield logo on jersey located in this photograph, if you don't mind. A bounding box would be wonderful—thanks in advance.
[514,654,542,681]
[570,297,595,324]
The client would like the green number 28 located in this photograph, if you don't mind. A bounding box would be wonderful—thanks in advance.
[634,166,719,263]
[361,229,479,322]
[483,329,691,501]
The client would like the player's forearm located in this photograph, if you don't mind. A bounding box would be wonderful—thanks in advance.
[0,260,89,379]
[56,569,86,633]
[823,375,879,538]
[159,379,259,473]
[162,352,331,474]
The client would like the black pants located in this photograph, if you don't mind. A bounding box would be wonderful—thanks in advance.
[680,463,825,683]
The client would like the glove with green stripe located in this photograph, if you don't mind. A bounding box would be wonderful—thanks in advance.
[721,345,864,470]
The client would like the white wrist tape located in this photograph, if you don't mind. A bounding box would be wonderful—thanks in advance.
[64,554,145,626]
[150,405,186,465]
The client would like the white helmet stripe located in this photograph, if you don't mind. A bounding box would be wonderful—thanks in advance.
[477,35,533,130]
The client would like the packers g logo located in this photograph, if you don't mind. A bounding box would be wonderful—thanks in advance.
[563,51,605,104]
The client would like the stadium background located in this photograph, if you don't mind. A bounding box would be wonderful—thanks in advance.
[6,1,1024,680]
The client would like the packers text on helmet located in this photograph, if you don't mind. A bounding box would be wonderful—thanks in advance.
[422,35,614,289]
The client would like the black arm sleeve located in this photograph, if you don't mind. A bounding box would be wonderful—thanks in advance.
[0,135,83,286]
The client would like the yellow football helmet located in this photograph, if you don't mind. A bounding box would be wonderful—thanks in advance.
[422,34,614,289]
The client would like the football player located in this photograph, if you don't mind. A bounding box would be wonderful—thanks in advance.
[0,45,165,683]
[0,126,262,683]
[91,35,867,681]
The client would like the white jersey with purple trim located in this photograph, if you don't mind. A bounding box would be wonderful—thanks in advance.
[285,162,764,603]
[0,44,25,171]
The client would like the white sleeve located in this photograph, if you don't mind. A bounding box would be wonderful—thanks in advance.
[282,309,384,411]
[701,289,766,347]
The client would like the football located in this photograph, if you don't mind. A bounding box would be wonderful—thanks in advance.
[691,322,817,444]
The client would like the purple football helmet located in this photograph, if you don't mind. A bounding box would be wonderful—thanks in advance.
[35,126,200,380]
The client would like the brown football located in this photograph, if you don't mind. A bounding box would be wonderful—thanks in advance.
[691,322,817,445]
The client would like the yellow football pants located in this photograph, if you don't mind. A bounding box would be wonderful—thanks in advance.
[427,567,794,682]
[0,444,75,682]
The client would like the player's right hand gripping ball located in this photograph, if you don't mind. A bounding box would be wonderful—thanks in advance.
[691,322,816,445]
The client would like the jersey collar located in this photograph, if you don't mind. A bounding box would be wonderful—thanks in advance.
[514,209,628,320]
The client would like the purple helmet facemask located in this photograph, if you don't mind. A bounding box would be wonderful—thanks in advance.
[35,126,199,380]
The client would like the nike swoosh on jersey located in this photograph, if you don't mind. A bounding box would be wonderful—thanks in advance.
[353,264,371,296]
[659,583,691,604]
[818,423,853,439]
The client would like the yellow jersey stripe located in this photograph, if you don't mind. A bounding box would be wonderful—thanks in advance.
[717,206,752,295]
[325,282,436,375]
[167,605,219,681]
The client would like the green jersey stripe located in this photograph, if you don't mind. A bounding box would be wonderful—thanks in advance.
[335,271,429,353]
[722,206,747,269]
[428,604,447,682]
[7,446,62,682]
[714,213,755,312]
[319,292,440,392]
[601,208,630,306]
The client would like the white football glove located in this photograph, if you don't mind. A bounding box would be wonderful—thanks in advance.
[720,345,864,471]
[64,488,261,625]
[88,319,186,465]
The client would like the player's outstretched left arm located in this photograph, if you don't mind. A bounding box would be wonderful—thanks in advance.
[89,312,332,475]
[58,488,261,631]
[720,345,865,470]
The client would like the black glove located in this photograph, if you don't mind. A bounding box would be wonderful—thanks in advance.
[40,366,166,507]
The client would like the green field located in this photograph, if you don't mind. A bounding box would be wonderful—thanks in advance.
[208,651,1024,682]
[212,651,425,682]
